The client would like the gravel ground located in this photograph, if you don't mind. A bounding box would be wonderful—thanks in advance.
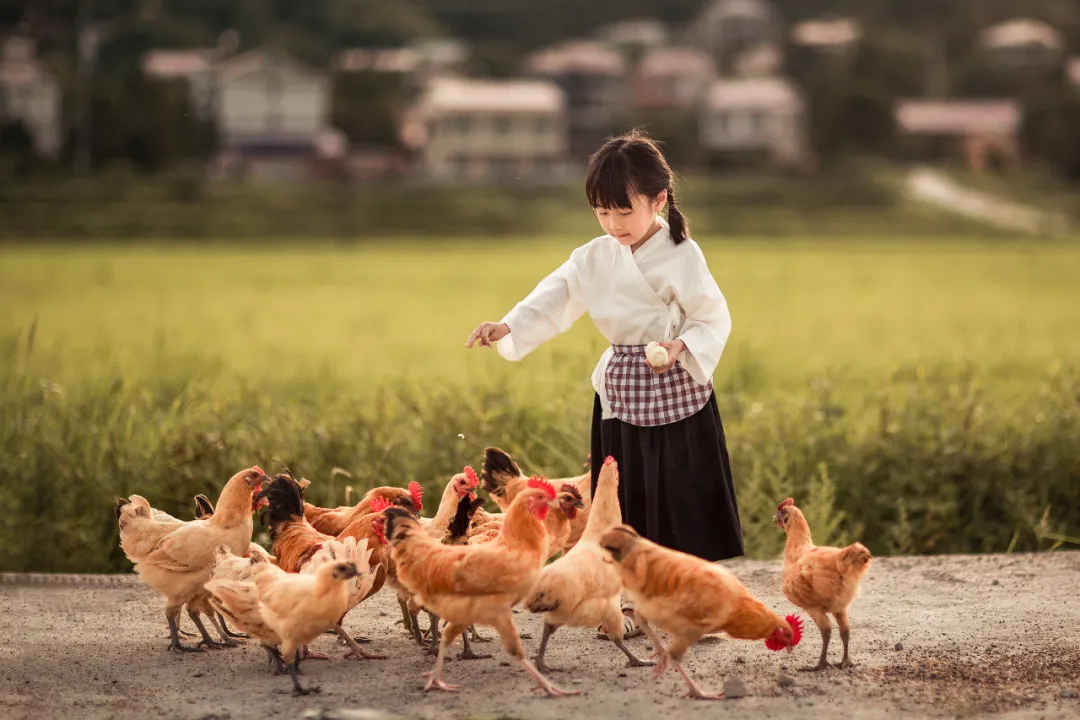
[2,552,1079,720]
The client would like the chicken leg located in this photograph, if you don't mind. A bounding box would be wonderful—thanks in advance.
[601,607,654,668]
[187,608,230,650]
[490,613,581,697]
[336,625,387,660]
[800,608,833,672]
[165,607,204,653]
[215,612,249,640]
[534,623,564,674]
[424,610,442,656]
[834,611,856,669]
[423,623,467,692]
[646,624,723,701]
[458,628,493,661]
[283,648,320,696]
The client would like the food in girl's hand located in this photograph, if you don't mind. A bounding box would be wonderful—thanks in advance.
[645,341,669,369]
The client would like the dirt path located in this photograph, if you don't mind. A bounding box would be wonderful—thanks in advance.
[3,553,1079,720]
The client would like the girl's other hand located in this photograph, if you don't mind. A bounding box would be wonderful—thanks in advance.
[466,322,510,349]
[648,339,686,374]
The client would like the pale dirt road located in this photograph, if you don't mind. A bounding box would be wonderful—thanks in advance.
[2,553,1079,720]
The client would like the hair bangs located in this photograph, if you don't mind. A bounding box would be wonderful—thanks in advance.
[585,150,639,210]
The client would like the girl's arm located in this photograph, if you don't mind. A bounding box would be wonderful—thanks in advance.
[674,244,732,381]
[494,249,588,362]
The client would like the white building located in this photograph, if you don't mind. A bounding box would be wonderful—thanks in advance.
[700,76,806,166]
[0,37,62,159]
[693,0,783,72]
[977,19,1063,68]
[791,17,862,51]
[402,76,568,183]
[141,49,217,118]
[635,47,717,110]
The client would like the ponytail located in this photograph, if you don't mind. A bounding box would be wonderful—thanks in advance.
[667,187,689,245]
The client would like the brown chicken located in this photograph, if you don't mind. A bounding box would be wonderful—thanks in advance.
[600,525,803,700]
[526,456,653,673]
[258,472,390,661]
[383,479,580,697]
[304,482,424,536]
[775,497,872,671]
[127,465,268,653]
[481,446,592,550]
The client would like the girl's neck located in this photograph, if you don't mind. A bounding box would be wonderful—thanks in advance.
[630,217,663,254]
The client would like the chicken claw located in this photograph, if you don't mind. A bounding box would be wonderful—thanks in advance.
[457,633,493,661]
[300,646,330,661]
[676,663,725,701]
[166,612,205,653]
[422,671,461,693]
[336,626,387,660]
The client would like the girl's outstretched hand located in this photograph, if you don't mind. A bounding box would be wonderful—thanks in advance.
[466,322,510,349]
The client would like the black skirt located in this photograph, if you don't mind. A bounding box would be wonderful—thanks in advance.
[589,392,744,562]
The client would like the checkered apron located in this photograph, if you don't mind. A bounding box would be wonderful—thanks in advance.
[603,344,713,427]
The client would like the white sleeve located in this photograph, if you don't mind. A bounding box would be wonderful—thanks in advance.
[496,247,588,362]
[674,243,732,382]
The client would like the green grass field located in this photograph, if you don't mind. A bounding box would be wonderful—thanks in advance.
[2,237,1079,571]
[3,237,1079,396]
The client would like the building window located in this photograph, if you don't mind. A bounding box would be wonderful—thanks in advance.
[454,116,471,134]
[493,116,511,135]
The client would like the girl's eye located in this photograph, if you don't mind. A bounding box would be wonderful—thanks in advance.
[619,211,632,216]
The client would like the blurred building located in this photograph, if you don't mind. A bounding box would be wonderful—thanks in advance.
[596,18,668,60]
[211,49,338,182]
[141,49,217,119]
[790,16,862,52]
[699,76,807,168]
[634,47,716,110]
[894,99,1022,173]
[334,38,469,85]
[401,76,568,183]
[524,40,628,156]
[693,0,783,75]
[0,36,61,159]
[977,19,1063,69]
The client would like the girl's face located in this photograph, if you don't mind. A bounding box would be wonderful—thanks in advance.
[593,189,667,247]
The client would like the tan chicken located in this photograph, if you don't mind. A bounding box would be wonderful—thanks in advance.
[127,466,268,652]
[600,525,803,700]
[304,482,424,536]
[480,446,592,550]
[258,472,390,660]
[775,497,873,671]
[382,479,580,697]
[419,467,480,539]
[469,468,585,560]
[525,456,653,673]
[212,557,362,694]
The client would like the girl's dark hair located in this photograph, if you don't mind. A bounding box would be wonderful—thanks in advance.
[585,129,689,245]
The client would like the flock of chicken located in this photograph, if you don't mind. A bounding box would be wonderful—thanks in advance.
[114,446,873,700]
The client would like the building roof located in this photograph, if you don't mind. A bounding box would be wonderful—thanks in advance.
[895,99,1022,136]
[422,77,564,114]
[791,17,862,47]
[525,40,626,76]
[638,47,716,78]
[699,0,777,21]
[978,18,1062,51]
[216,49,321,83]
[1067,57,1080,85]
[704,76,802,111]
[334,48,423,73]
[596,18,668,47]
[141,49,215,77]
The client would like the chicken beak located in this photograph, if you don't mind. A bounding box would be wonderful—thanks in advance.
[573,498,585,509]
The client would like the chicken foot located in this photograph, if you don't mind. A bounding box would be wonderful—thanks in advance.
[491,613,581,697]
[457,629,493,661]
[468,624,490,643]
[165,607,204,653]
[187,608,231,650]
[534,623,564,673]
[423,623,467,692]
[205,613,242,647]
[215,612,249,640]
[800,609,833,672]
[283,649,320,696]
[424,610,442,656]
[265,646,288,675]
[644,623,724,701]
[336,625,387,660]
[601,607,655,669]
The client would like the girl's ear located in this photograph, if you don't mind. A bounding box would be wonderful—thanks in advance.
[653,189,668,213]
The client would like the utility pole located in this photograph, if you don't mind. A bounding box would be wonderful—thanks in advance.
[75,0,94,174]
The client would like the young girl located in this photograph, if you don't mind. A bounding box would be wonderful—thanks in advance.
[466,130,743,636]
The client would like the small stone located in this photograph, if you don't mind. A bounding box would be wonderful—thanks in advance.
[991,579,1000,586]
[193,671,205,678]
[617,673,627,678]
[499,661,511,667]
[723,676,749,699]
[734,656,746,664]
[1062,689,1078,699]
[895,643,904,651]
[778,674,797,688]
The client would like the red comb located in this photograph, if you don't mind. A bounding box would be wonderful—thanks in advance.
[787,614,803,645]
[603,455,616,466]
[778,497,794,511]
[253,465,264,475]
[409,481,424,512]
[370,497,392,513]
[527,475,556,500]
[463,466,480,489]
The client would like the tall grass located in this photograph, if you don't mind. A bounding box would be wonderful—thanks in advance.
[2,345,1077,572]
